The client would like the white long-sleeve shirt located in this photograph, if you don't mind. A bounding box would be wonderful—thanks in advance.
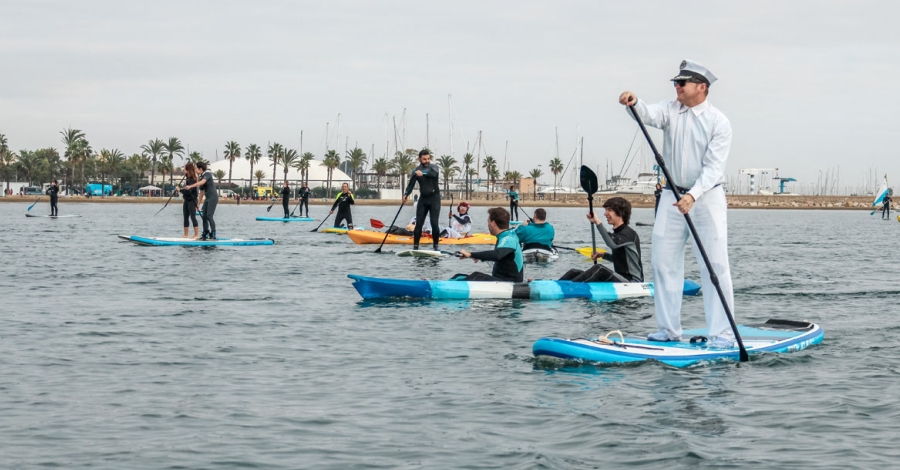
[628,98,732,201]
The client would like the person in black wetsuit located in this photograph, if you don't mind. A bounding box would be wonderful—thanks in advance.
[298,182,310,217]
[47,180,59,216]
[882,192,892,219]
[280,181,291,218]
[330,182,355,228]
[402,149,441,251]
[184,161,218,240]
[560,197,643,283]
[179,162,200,238]
[456,207,524,282]
[507,185,520,221]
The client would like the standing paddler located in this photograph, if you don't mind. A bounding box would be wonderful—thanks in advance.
[620,59,736,348]
[46,180,59,216]
[402,149,441,251]
[882,191,892,219]
[179,162,200,239]
[184,161,218,240]
[329,182,355,229]
[506,185,520,221]
[298,182,310,218]
[280,180,291,219]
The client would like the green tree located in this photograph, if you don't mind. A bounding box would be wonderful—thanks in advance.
[214,169,226,181]
[188,151,205,164]
[482,155,497,199]
[281,149,300,181]
[163,137,185,170]
[104,149,126,189]
[16,150,40,185]
[254,169,266,187]
[224,140,240,184]
[462,152,475,199]
[267,142,283,189]
[60,127,86,193]
[130,153,152,184]
[436,155,459,192]
[75,139,93,189]
[322,150,341,198]
[549,157,563,201]
[245,144,261,193]
[392,151,416,195]
[140,138,165,185]
[1,145,17,193]
[528,168,543,200]
[36,148,63,184]
[157,155,173,190]
[345,147,367,191]
[294,152,315,185]
[371,157,393,193]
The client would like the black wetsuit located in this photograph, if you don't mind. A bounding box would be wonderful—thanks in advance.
[47,185,59,216]
[281,186,291,218]
[331,192,354,228]
[199,171,218,238]
[181,176,199,228]
[405,163,441,250]
[454,229,524,282]
[508,190,519,221]
[654,187,662,216]
[561,223,643,283]
[883,195,892,219]
[298,186,310,217]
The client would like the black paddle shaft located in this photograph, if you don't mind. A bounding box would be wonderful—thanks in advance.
[310,212,333,232]
[580,165,600,266]
[375,201,406,253]
[154,175,186,216]
[628,105,748,362]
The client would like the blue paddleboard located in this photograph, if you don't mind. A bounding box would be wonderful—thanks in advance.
[118,235,274,246]
[255,216,314,222]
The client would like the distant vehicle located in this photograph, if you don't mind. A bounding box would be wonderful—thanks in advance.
[252,186,274,198]
[85,183,113,196]
[23,186,43,195]
[218,189,236,198]
[538,187,575,195]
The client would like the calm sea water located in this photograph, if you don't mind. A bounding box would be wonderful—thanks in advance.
[1,200,897,469]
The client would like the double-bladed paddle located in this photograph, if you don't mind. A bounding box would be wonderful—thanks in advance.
[579,165,600,265]
[628,105,749,362]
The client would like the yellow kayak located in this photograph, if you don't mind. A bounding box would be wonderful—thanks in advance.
[346,229,496,245]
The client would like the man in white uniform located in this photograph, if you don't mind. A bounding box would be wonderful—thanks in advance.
[618,59,736,349]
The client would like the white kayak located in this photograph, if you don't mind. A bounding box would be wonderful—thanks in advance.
[522,247,559,263]
[396,250,450,258]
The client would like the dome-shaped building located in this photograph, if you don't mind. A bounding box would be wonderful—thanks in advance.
[209,158,352,189]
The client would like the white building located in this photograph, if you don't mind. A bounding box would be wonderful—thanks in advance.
[208,159,352,188]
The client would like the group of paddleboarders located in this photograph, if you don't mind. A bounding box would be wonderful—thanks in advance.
[277,181,311,219]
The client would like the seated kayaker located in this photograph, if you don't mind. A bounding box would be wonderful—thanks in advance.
[515,208,554,252]
[456,207,524,282]
[445,201,473,238]
[560,197,643,283]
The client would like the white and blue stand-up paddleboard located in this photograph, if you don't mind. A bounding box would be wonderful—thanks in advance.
[25,214,82,218]
[533,319,824,367]
[255,216,314,222]
[348,274,701,301]
[395,250,451,258]
[118,235,275,247]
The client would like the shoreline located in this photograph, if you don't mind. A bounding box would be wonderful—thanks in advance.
[0,194,882,210]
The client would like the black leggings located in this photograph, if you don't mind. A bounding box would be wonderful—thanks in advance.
[559,264,629,283]
[334,208,353,228]
[201,198,217,234]
[300,198,309,217]
[510,200,519,221]
[183,200,198,228]
[283,199,290,218]
[50,199,58,216]
[415,196,441,248]
[883,202,891,218]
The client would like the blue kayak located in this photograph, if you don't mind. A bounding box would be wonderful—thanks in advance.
[348,274,700,301]
[118,235,275,247]
[256,216,314,222]
[533,319,824,367]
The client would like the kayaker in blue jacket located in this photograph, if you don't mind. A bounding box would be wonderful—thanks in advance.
[515,208,554,251]
[457,207,524,282]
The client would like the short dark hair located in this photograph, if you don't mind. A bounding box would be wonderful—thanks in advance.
[534,208,546,221]
[418,149,431,158]
[602,197,632,225]
[487,207,510,229]
[197,162,208,171]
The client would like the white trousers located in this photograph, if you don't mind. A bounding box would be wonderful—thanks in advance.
[651,186,735,340]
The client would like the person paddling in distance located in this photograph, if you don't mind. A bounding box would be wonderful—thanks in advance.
[329,182,355,229]
[280,180,291,219]
[446,201,473,238]
[506,185,520,221]
[184,161,218,240]
[457,207,524,282]
[560,197,643,283]
[178,162,200,238]
[402,149,441,251]
[298,182,310,218]
[620,59,736,348]
[46,180,59,216]
[515,208,555,252]
[882,191,892,219]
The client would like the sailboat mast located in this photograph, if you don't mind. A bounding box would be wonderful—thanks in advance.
[448,94,453,160]
[426,113,430,149]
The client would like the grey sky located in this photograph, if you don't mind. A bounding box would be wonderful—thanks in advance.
[1,0,897,193]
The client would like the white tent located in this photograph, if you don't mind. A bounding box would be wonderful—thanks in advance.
[139,185,162,191]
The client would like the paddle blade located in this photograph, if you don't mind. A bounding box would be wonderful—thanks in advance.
[575,246,606,258]
[580,165,599,195]
[370,218,385,229]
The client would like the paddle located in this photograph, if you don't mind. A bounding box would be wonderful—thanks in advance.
[629,105,749,362]
[310,212,333,232]
[266,196,278,212]
[580,165,600,265]
[448,194,454,229]
[27,196,42,212]
[370,218,386,229]
[289,197,303,218]
[154,176,186,216]
[375,201,407,253]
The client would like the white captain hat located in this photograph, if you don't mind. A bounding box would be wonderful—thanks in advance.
[671,59,717,86]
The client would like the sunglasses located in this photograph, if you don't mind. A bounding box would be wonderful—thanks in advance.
[674,79,703,87]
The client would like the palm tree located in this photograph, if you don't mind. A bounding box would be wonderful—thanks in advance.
[1,148,17,194]
[157,155,173,190]
[16,150,40,185]
[462,152,475,199]
[295,152,315,185]
[188,151,205,164]
[345,147,367,191]
[371,157,393,193]
[60,127,86,194]
[254,169,266,187]
[131,153,152,184]
[482,156,497,199]
[224,141,240,184]
[105,149,126,189]
[528,168,543,200]
[75,139,93,190]
[140,138,165,185]
[267,142,283,189]
[392,151,416,195]
[38,148,63,182]
[322,150,341,198]
[282,149,300,180]
[436,155,459,193]
[163,137,185,170]
[244,144,261,195]
[214,169,226,181]
[549,157,564,201]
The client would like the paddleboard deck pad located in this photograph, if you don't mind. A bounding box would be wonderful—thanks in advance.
[256,216,314,222]
[118,235,275,246]
[25,214,82,218]
[348,274,700,301]
[533,319,824,367]
[396,250,451,258]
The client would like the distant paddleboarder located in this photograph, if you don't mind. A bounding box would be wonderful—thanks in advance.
[402,149,441,251]
[506,185,520,221]
[179,162,200,239]
[882,192,892,219]
[457,207,523,282]
[280,181,291,219]
[330,182,355,229]
[46,180,59,216]
[298,182,310,218]
[621,59,736,348]
[185,161,218,240]
[560,197,642,283]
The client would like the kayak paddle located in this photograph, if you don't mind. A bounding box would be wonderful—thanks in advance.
[310,212,333,232]
[579,165,599,265]
[369,218,386,229]
[375,200,406,253]
[27,196,42,211]
[629,104,749,362]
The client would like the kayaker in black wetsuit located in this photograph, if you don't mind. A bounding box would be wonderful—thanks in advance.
[560,197,643,283]
[298,182,310,217]
[882,193,892,219]
[184,161,218,240]
[330,182,355,228]
[456,207,524,282]
[506,185,520,221]
[402,149,441,251]
[280,181,291,218]
[179,162,200,238]
[46,180,59,216]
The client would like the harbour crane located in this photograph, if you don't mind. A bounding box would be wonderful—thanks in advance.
[739,168,778,194]
[773,177,797,194]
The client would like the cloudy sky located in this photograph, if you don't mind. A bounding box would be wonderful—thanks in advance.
[1,0,897,193]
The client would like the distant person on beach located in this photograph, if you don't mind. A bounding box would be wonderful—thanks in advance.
[179,162,200,238]
[280,181,291,218]
[402,149,441,251]
[457,207,523,282]
[560,197,642,283]
[882,192,892,219]
[298,182,310,217]
[184,161,218,240]
[46,180,59,216]
[620,59,735,348]
[330,182,355,229]
[506,185,519,221]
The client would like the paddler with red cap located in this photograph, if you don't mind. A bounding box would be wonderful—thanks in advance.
[446,201,472,238]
